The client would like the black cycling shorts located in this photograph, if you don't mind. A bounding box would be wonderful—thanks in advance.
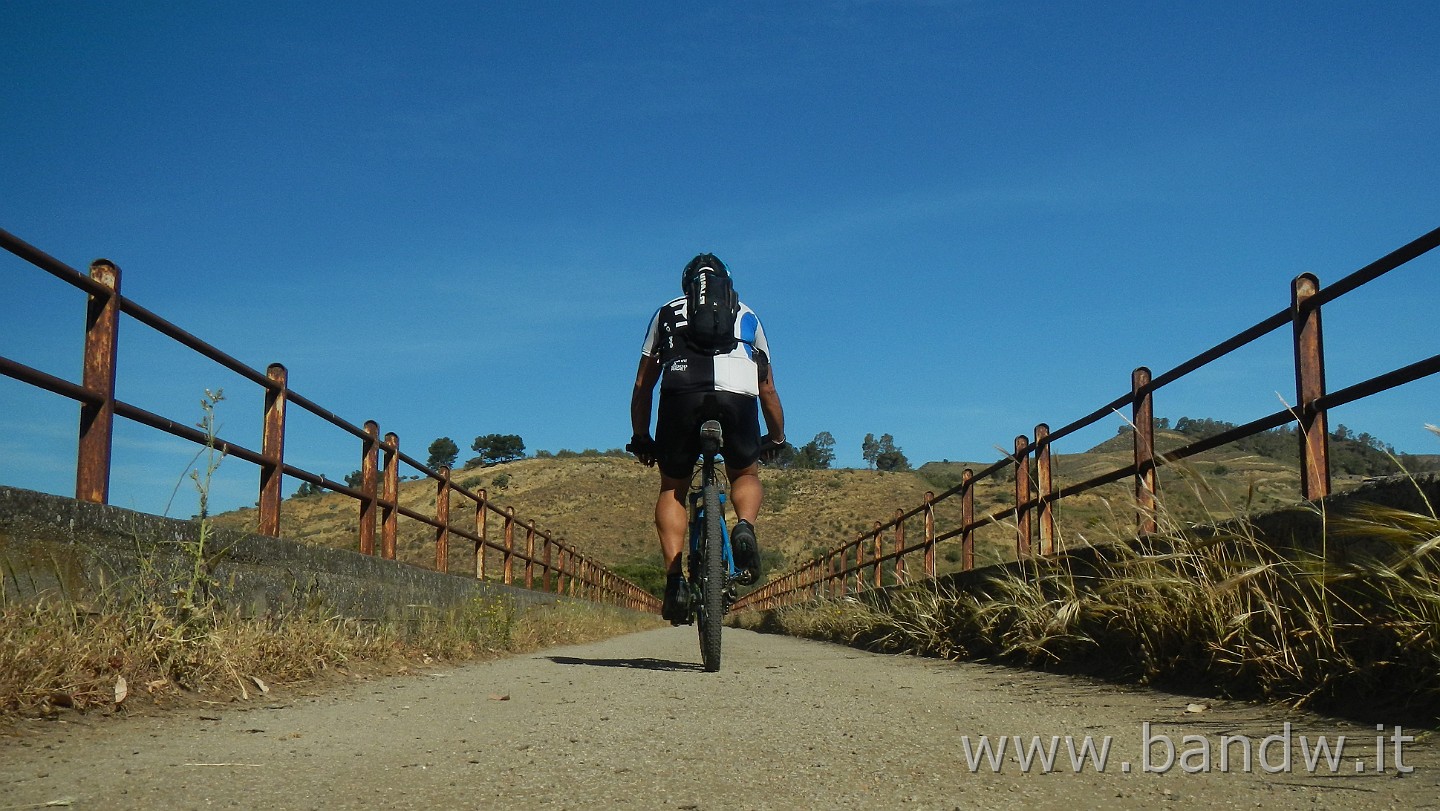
[654,390,761,480]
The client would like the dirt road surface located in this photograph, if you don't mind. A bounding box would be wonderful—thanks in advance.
[3,626,1435,810]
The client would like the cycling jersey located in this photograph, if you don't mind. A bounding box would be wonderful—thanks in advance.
[640,296,771,396]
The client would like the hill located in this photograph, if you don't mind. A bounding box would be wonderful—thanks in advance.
[213,425,1435,597]
[212,456,975,591]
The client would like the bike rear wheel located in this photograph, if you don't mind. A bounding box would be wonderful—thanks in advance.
[697,480,725,672]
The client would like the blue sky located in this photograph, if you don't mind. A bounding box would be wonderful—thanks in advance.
[3,1,1439,517]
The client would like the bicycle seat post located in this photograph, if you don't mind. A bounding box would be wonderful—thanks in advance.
[699,420,723,453]
[699,419,723,482]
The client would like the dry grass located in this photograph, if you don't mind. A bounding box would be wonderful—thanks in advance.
[1,393,661,722]
[0,592,658,720]
[739,473,1440,723]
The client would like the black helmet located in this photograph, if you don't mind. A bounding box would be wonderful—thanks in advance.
[681,253,729,293]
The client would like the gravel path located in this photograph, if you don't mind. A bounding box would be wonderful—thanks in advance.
[2,626,1435,810]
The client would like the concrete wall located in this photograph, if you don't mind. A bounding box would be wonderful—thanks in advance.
[0,485,562,620]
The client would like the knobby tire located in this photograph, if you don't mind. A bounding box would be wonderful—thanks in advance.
[698,480,725,673]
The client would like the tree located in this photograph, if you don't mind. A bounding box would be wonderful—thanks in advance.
[427,436,460,470]
[344,469,363,489]
[875,433,910,472]
[861,433,880,469]
[794,431,836,470]
[293,480,323,498]
[472,433,526,465]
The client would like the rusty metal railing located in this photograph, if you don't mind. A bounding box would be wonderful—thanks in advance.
[0,227,659,614]
[738,225,1440,612]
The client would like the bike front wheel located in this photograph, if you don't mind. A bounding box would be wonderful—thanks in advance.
[697,480,725,672]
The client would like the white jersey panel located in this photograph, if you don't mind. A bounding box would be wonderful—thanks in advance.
[712,353,760,396]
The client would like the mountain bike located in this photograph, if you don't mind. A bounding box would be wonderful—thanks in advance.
[686,418,740,672]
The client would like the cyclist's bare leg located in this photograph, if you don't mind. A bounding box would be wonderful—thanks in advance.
[725,462,762,524]
[656,475,689,574]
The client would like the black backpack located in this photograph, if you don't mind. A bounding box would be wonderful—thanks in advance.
[681,254,740,355]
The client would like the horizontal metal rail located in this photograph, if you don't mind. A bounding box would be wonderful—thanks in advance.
[0,356,104,406]
[1,226,658,614]
[739,225,1440,612]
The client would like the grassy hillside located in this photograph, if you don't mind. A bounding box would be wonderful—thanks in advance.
[213,427,1431,596]
[213,456,992,581]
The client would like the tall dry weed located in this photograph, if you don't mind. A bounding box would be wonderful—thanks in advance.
[754,459,1440,720]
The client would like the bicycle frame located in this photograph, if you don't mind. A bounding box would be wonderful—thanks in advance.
[686,426,740,587]
[687,485,736,580]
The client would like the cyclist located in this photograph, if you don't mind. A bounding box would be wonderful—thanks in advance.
[629,253,786,623]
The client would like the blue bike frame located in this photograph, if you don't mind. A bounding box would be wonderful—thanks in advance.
[688,487,738,583]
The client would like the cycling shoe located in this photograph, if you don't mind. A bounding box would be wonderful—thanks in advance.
[661,572,692,624]
[731,520,761,585]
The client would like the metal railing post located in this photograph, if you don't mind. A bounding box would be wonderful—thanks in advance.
[543,534,554,592]
[76,259,121,504]
[525,522,536,589]
[360,421,379,555]
[893,509,905,585]
[923,492,936,579]
[382,432,399,560]
[1293,273,1332,500]
[853,538,864,594]
[1132,367,1158,535]
[1014,435,1032,559]
[1035,423,1055,555]
[961,468,975,571]
[556,545,570,595]
[435,467,451,573]
[258,363,287,537]
[566,548,578,597]
[503,507,516,585]
[872,522,883,589]
[475,491,488,579]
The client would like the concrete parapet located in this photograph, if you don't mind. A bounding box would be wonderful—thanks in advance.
[0,485,558,620]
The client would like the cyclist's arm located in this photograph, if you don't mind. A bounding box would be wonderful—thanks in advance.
[630,354,662,438]
[757,361,785,445]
